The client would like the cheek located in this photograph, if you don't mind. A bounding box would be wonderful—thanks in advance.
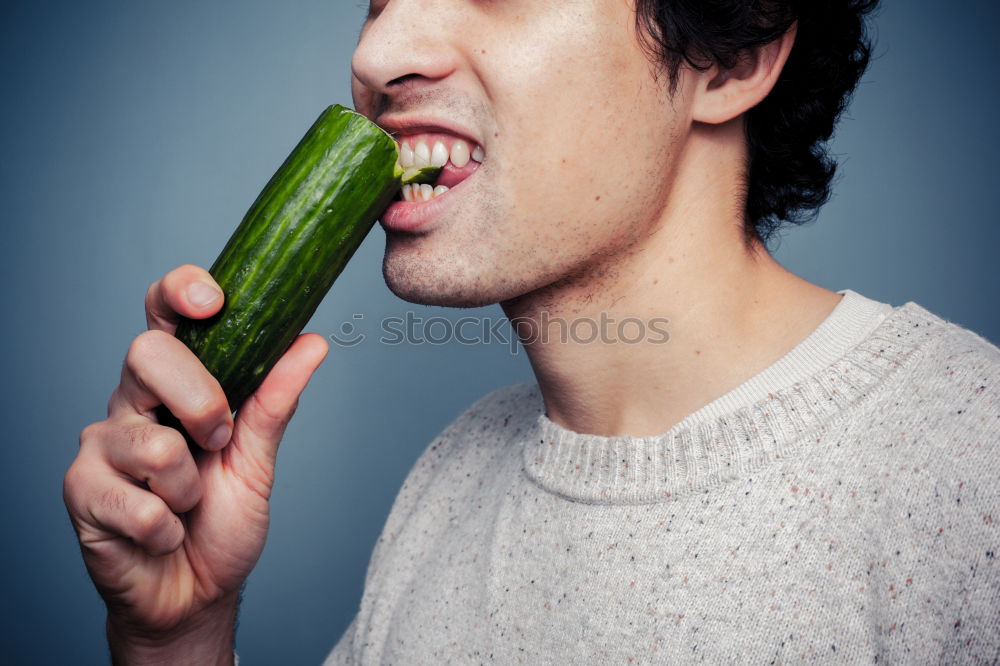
[495,82,677,262]
[480,8,676,244]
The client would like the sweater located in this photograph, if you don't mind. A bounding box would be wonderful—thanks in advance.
[324,290,1000,665]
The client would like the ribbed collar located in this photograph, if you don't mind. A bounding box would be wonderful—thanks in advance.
[521,292,942,505]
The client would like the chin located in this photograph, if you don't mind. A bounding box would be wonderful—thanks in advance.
[382,253,497,309]
[381,245,539,309]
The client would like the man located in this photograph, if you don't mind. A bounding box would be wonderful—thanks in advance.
[64,0,999,664]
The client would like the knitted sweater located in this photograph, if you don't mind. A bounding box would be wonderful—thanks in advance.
[324,291,1000,665]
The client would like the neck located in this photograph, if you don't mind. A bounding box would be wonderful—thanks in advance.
[500,120,842,437]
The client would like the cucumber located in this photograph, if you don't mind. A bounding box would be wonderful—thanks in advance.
[170,104,437,414]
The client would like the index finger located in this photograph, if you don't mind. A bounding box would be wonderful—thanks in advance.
[145,264,224,333]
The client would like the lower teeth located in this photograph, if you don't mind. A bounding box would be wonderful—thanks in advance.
[402,183,450,202]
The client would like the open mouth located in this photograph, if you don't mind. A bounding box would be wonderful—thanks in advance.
[395,133,484,202]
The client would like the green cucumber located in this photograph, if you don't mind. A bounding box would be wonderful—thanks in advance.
[171,104,438,414]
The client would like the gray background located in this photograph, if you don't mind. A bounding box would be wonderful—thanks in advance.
[1,1,997,663]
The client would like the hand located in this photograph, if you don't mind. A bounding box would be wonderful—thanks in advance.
[63,264,328,663]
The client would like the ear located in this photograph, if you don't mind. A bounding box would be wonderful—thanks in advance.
[691,23,797,125]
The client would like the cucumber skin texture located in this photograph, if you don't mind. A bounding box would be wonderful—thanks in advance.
[174,105,398,410]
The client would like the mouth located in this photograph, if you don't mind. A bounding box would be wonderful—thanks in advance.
[395,132,484,201]
[378,121,486,232]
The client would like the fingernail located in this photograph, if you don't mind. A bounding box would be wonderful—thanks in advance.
[206,423,232,450]
[188,282,222,309]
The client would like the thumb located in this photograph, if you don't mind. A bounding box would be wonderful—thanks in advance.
[230,333,329,470]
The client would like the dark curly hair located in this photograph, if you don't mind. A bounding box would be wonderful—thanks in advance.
[634,0,880,247]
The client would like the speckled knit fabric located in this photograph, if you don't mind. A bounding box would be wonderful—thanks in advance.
[324,292,999,665]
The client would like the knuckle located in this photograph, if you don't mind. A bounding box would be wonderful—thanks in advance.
[131,498,168,539]
[125,422,156,451]
[172,481,202,514]
[106,388,119,416]
[183,482,203,511]
[137,429,185,474]
[100,486,130,517]
[144,280,161,311]
[175,263,207,279]
[160,268,183,296]
[187,395,225,425]
[125,330,168,377]
[62,461,86,508]
[79,422,103,450]
[164,264,206,294]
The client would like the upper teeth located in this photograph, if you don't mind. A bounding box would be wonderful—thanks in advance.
[450,141,470,167]
[412,141,431,167]
[430,141,448,167]
[398,138,484,169]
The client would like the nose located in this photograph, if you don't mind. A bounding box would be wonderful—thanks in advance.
[351,1,458,114]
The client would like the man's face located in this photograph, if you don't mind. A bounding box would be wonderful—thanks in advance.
[352,0,696,308]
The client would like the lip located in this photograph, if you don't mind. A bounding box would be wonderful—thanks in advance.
[375,113,482,148]
[380,164,477,233]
